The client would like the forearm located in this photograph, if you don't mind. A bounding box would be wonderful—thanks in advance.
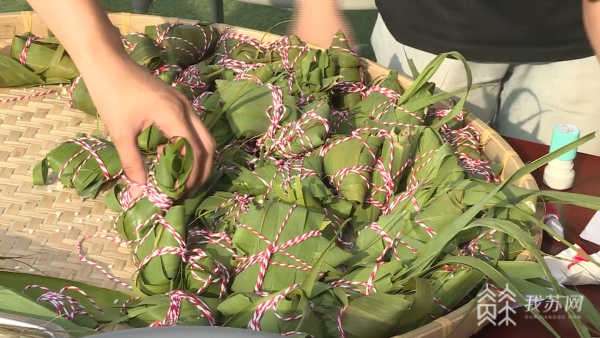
[27,0,132,82]
[294,0,343,29]
[295,0,342,15]
[293,0,353,47]
[583,0,600,59]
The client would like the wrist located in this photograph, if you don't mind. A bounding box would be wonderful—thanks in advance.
[294,0,344,32]
[73,29,131,77]
[295,0,341,14]
[77,53,145,113]
[78,47,137,84]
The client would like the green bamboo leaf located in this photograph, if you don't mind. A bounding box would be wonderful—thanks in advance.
[32,158,49,185]
[0,53,44,87]
[134,206,186,296]
[322,131,385,206]
[327,30,363,110]
[11,34,79,81]
[218,79,300,139]
[404,133,595,277]
[508,186,600,210]
[221,289,289,328]
[423,214,594,337]
[414,267,484,328]
[435,256,560,337]
[498,262,600,336]
[288,49,339,101]
[530,278,600,333]
[146,23,220,69]
[301,219,348,297]
[340,293,412,338]
[407,58,419,80]
[0,271,133,330]
[0,285,93,336]
[137,125,168,155]
[394,277,434,332]
[117,293,220,328]
[155,138,194,199]
[231,202,351,294]
[124,34,162,70]
[508,206,600,268]
[33,136,122,199]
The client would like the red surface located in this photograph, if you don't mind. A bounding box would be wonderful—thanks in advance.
[473,138,600,338]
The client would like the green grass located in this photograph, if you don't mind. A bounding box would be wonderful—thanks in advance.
[0,0,377,59]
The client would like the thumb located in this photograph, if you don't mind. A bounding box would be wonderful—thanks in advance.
[112,133,147,194]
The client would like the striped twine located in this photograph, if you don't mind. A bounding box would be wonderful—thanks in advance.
[329,34,367,98]
[329,109,355,134]
[118,173,173,212]
[210,193,254,229]
[20,35,44,65]
[337,305,348,338]
[120,296,142,314]
[188,229,236,256]
[233,205,323,293]
[57,137,122,187]
[0,88,56,104]
[77,233,134,290]
[247,284,301,331]
[256,84,287,148]
[429,108,499,183]
[155,23,216,63]
[467,229,504,261]
[67,75,83,108]
[22,285,104,328]
[265,101,329,158]
[148,290,216,327]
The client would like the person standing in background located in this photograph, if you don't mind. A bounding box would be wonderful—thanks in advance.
[294,0,600,156]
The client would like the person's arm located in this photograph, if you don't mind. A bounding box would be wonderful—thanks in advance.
[292,0,354,48]
[584,0,600,59]
[27,0,215,193]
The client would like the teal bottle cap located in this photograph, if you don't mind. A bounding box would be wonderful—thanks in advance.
[549,124,580,161]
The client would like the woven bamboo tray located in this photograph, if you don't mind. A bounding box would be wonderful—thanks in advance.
[0,11,540,338]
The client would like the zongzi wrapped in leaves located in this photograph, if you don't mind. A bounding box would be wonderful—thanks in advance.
[33,135,122,199]
[230,201,351,294]
[11,34,79,81]
[218,79,300,140]
[328,30,364,111]
[321,129,385,206]
[263,99,331,158]
[146,22,219,69]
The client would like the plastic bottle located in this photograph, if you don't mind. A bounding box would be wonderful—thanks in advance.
[543,124,580,190]
[544,203,564,240]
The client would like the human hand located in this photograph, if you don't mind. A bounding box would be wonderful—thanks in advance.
[291,0,356,48]
[26,0,215,196]
[86,58,215,194]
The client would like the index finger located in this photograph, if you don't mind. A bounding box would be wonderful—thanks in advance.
[184,108,216,188]
[156,106,215,193]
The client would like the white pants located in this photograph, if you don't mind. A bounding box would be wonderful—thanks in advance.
[371,15,600,156]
